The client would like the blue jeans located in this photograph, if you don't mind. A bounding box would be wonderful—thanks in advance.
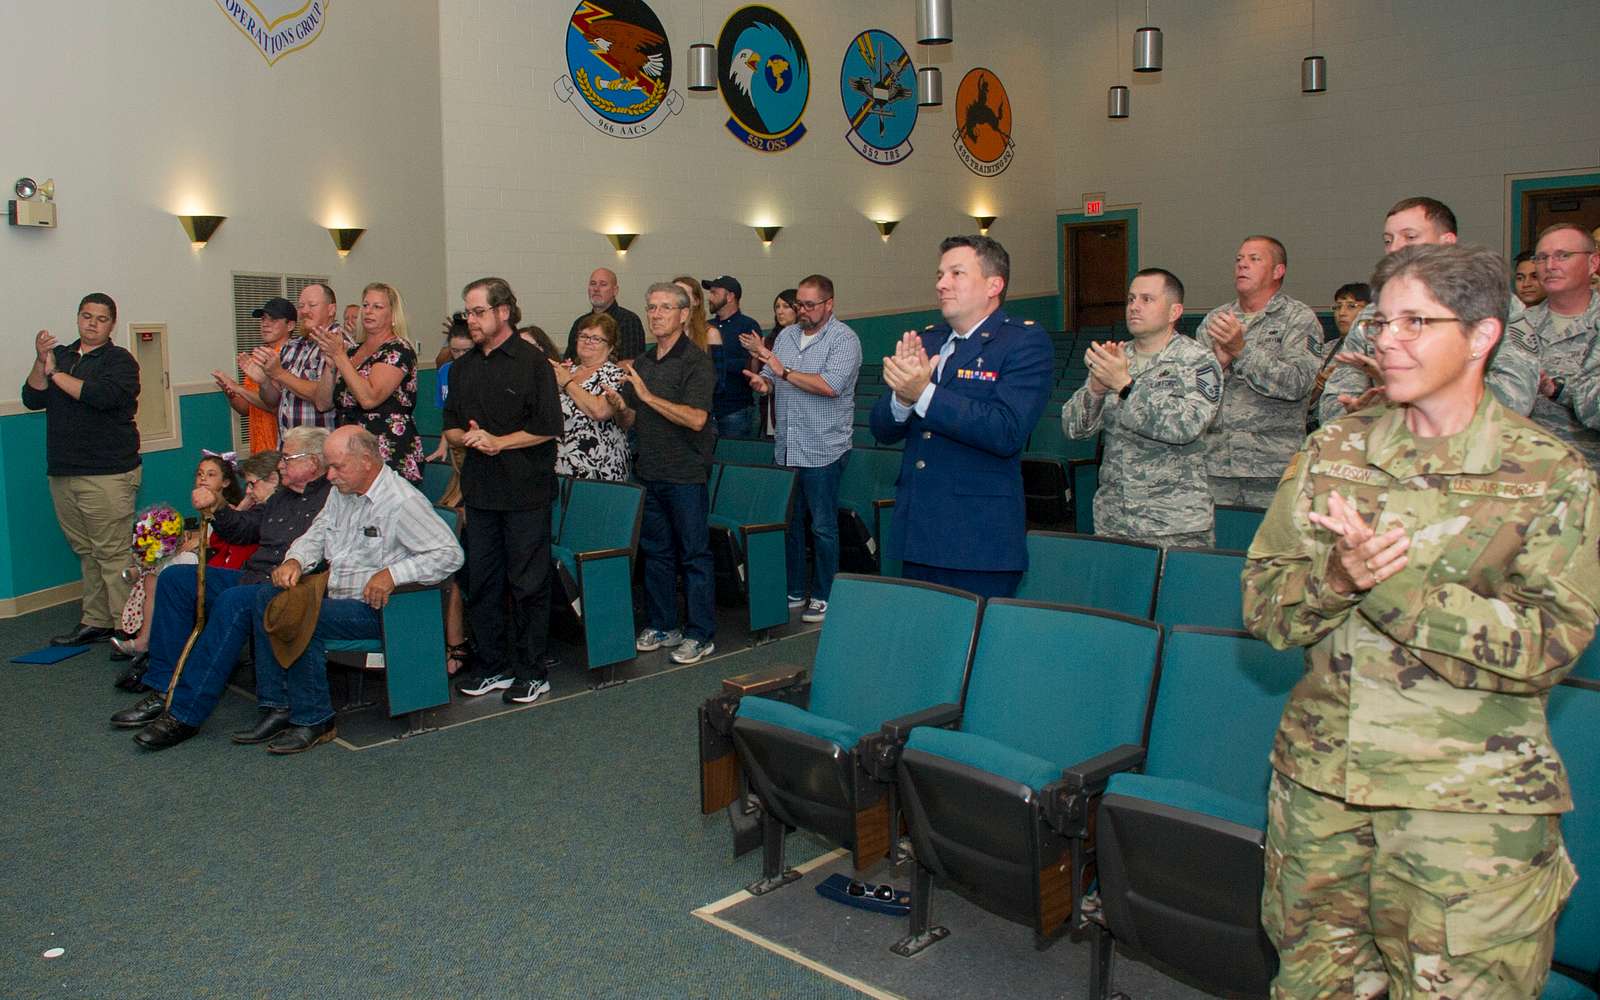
[252,587,380,726]
[714,407,757,439]
[638,480,716,643]
[786,452,850,601]
[142,565,265,727]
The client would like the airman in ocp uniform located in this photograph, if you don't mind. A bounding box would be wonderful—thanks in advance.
[1063,268,1221,548]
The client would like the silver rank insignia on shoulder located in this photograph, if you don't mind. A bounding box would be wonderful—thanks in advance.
[1022,319,1035,326]
[925,323,936,331]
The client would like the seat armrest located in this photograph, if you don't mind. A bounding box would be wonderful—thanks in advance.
[573,546,633,563]
[879,702,962,742]
[862,703,962,782]
[1041,743,1146,836]
[741,521,788,536]
[721,665,807,696]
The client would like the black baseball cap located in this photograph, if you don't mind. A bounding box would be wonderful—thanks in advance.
[701,275,742,298]
[251,297,298,322]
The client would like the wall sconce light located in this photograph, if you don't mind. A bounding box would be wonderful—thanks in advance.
[973,215,996,236]
[688,43,717,91]
[873,220,899,242]
[754,225,781,247]
[606,232,638,255]
[9,177,57,228]
[178,215,226,250]
[327,227,365,258]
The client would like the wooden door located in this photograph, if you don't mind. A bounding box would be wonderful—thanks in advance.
[1522,186,1600,250]
[1065,221,1128,331]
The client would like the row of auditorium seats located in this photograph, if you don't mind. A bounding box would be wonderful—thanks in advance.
[696,573,1600,999]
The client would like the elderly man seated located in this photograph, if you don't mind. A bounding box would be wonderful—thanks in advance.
[233,426,462,755]
[111,427,335,749]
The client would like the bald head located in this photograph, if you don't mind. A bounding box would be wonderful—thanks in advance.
[588,268,619,311]
[324,426,383,495]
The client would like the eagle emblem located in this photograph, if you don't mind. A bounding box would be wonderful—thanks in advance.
[717,6,810,152]
[555,1,683,138]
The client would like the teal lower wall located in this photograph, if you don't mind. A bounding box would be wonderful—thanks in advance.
[0,391,235,603]
[844,293,1060,360]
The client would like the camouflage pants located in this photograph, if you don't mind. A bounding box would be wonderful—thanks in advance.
[1207,475,1280,510]
[1145,528,1215,550]
[1262,772,1576,1000]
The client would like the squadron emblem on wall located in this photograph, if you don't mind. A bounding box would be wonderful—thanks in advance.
[555,0,683,138]
[717,6,810,152]
[838,29,918,165]
[953,68,1015,176]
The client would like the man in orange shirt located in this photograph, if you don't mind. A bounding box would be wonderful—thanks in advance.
[212,297,294,453]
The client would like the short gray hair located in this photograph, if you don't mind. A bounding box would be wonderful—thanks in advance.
[646,282,689,309]
[1371,244,1508,331]
[281,426,329,462]
[342,428,383,460]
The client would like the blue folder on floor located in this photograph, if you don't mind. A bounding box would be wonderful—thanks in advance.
[12,645,91,664]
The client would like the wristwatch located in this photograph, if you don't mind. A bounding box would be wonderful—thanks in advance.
[1118,380,1133,401]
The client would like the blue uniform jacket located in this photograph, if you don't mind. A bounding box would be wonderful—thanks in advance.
[869,310,1053,572]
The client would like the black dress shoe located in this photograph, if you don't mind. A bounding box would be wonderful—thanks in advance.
[111,692,166,729]
[230,707,292,745]
[113,652,151,693]
[52,624,115,646]
[133,714,198,750]
[265,719,338,755]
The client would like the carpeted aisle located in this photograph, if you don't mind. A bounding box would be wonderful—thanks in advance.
[0,602,853,999]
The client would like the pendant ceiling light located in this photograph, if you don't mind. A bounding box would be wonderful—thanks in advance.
[1107,2,1129,119]
[917,66,943,107]
[1301,0,1326,93]
[688,43,716,92]
[917,0,953,45]
[1133,1,1162,72]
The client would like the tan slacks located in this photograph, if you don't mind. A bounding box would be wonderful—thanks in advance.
[49,469,142,628]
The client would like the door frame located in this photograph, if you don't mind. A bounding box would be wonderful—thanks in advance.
[1506,170,1600,256]
[1057,206,1139,331]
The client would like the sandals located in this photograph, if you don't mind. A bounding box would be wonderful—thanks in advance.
[446,641,473,677]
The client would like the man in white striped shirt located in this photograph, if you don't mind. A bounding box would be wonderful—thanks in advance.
[239,426,462,754]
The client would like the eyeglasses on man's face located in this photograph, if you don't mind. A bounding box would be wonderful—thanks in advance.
[1531,249,1592,266]
[796,297,831,310]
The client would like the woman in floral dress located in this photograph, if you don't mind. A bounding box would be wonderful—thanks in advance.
[312,281,423,483]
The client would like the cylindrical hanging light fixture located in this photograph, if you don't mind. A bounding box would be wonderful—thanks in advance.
[1301,55,1327,93]
[688,42,716,91]
[1133,26,1163,72]
[1108,85,1130,119]
[917,0,953,45]
[917,66,943,107]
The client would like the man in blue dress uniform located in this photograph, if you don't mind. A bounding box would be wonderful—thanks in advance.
[869,235,1053,598]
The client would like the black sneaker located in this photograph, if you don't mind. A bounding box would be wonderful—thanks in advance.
[457,672,513,697]
[503,678,552,704]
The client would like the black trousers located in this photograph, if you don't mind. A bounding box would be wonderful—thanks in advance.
[464,505,552,682]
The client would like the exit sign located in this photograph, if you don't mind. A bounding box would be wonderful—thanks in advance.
[1084,196,1105,217]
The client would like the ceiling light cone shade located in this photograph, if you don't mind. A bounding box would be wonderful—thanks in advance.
[973,215,995,235]
[754,225,781,246]
[1301,55,1327,93]
[1107,85,1130,119]
[1133,26,1163,72]
[874,220,898,241]
[179,215,226,248]
[328,227,365,257]
[917,66,943,107]
[606,233,637,254]
[688,43,716,91]
[917,0,953,44]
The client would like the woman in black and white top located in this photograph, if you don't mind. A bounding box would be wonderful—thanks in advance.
[550,313,630,481]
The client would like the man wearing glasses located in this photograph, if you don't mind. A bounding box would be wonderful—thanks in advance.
[1507,223,1600,468]
[741,274,862,623]
[1318,197,1539,425]
[108,427,333,750]
[603,283,719,664]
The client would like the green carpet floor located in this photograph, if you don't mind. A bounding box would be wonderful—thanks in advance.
[0,601,851,999]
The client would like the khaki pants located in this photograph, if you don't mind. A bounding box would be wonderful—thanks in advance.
[1262,772,1576,1000]
[49,469,141,628]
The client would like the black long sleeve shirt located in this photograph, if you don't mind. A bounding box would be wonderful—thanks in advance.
[20,340,141,476]
[209,477,332,584]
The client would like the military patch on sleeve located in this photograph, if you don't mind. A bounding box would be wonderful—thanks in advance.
[1307,329,1325,355]
[1505,322,1540,357]
[1195,365,1221,402]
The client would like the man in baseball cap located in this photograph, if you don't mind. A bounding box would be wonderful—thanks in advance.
[213,297,299,452]
[702,276,762,437]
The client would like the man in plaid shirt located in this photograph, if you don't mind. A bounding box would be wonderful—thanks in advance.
[245,282,342,435]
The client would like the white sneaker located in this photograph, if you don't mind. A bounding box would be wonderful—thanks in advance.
[787,594,806,608]
[670,638,716,664]
[802,599,828,624]
[636,628,684,652]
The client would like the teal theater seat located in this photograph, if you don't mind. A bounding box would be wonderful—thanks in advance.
[1153,547,1247,630]
[836,447,901,575]
[1021,417,1097,526]
[1544,680,1599,998]
[708,463,795,634]
[1215,504,1267,552]
[1089,626,1303,999]
[893,601,1162,956]
[1014,531,1159,619]
[324,583,451,721]
[420,462,453,505]
[1069,460,1098,535]
[549,478,642,670]
[714,437,775,467]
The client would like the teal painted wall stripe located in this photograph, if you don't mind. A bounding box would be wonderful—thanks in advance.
[845,293,1060,360]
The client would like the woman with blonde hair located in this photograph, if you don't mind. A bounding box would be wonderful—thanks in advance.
[673,275,710,351]
[312,281,423,483]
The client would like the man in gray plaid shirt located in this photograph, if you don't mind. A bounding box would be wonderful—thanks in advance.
[742,274,861,623]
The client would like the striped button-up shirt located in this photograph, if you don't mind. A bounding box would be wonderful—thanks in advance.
[763,315,861,467]
[285,465,463,600]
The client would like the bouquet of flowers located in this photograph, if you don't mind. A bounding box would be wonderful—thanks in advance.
[130,505,186,570]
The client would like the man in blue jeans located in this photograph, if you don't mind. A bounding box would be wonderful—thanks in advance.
[236,426,462,754]
[742,273,861,622]
[602,282,719,664]
[110,427,333,750]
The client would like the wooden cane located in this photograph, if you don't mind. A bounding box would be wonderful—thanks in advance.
[162,513,212,711]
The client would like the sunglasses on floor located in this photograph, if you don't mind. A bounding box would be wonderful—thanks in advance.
[847,881,897,901]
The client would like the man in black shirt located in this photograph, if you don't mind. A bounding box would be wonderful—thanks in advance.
[22,293,142,647]
[602,282,718,665]
[446,277,564,704]
[565,267,646,362]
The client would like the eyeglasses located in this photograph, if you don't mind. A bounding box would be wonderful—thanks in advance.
[1354,315,1463,342]
[796,298,831,310]
[464,306,499,319]
[1531,250,1590,266]
[277,452,311,465]
[645,303,684,313]
[575,333,609,344]
[846,881,897,901]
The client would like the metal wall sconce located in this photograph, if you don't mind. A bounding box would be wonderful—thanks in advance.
[873,220,899,242]
[916,66,943,107]
[328,227,365,258]
[606,232,638,255]
[178,215,226,249]
[688,43,717,91]
[973,215,996,236]
[754,225,781,247]
[1107,85,1130,119]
